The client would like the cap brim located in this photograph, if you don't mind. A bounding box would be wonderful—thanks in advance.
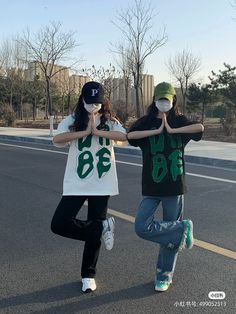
[83,96,104,104]
[155,94,174,102]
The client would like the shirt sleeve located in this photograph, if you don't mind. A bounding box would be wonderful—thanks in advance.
[127,116,148,147]
[56,115,74,135]
[53,115,74,147]
[177,115,203,145]
[110,119,127,134]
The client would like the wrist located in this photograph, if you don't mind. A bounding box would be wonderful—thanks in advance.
[93,128,99,135]
[84,129,91,136]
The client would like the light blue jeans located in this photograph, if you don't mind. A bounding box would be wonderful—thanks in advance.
[135,195,185,283]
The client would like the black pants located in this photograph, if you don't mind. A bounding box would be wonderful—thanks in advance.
[51,195,109,278]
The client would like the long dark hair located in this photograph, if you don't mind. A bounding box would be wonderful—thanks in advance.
[69,96,117,131]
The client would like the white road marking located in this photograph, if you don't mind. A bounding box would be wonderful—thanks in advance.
[0,142,235,184]
[107,208,236,260]
[1,141,236,260]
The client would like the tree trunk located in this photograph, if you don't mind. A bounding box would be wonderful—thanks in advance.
[201,102,205,123]
[46,78,54,136]
[183,79,188,114]
[33,97,36,121]
[10,89,13,112]
[140,86,145,115]
[136,68,141,117]
[49,115,54,137]
[20,96,23,120]
[180,83,185,114]
[67,94,71,115]
[125,80,129,123]
[135,85,141,118]
[46,79,52,116]
[62,95,65,118]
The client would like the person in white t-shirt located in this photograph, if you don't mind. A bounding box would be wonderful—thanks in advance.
[51,81,127,293]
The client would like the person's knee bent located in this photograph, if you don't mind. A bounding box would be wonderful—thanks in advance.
[51,215,65,235]
[135,218,148,239]
[50,218,59,234]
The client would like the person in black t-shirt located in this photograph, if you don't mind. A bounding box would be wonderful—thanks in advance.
[127,82,204,292]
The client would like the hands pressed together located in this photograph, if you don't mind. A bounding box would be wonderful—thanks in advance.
[87,113,175,137]
[127,112,203,141]
[156,113,175,135]
[86,113,101,136]
[156,114,204,135]
[86,112,177,142]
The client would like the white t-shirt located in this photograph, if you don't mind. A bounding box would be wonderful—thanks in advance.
[54,114,126,196]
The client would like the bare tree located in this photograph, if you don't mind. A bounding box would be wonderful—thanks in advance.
[0,39,15,112]
[25,76,45,120]
[0,37,28,119]
[112,0,167,118]
[166,49,201,114]
[57,72,78,118]
[82,64,120,99]
[111,43,133,122]
[13,36,29,120]
[21,21,78,135]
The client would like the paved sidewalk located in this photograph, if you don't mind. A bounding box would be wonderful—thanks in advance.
[0,127,236,169]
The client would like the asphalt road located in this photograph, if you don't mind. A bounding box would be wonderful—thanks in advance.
[0,140,235,314]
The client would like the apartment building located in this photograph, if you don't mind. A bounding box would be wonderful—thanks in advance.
[110,75,154,107]
[25,61,90,95]
[69,75,90,95]
[110,78,131,103]
[141,74,154,107]
[25,61,70,94]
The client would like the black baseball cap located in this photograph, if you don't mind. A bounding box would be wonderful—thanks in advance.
[81,81,105,104]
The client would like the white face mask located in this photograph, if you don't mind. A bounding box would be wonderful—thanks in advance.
[83,99,102,113]
[155,99,173,112]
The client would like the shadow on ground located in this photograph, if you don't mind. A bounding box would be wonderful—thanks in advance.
[0,281,155,313]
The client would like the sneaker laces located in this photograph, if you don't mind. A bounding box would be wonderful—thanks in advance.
[103,230,113,240]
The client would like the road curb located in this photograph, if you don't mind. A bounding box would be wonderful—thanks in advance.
[115,145,236,169]
[0,134,52,145]
[1,134,236,170]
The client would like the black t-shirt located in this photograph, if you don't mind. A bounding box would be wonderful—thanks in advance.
[128,115,202,196]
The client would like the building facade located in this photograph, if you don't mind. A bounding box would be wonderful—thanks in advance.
[69,75,90,95]
[141,74,154,108]
[25,61,70,94]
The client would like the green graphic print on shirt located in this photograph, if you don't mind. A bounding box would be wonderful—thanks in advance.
[149,133,183,183]
[77,125,111,179]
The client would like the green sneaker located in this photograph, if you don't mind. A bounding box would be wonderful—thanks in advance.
[155,280,171,292]
[179,219,194,250]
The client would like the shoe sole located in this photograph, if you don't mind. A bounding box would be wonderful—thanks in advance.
[155,284,171,292]
[82,288,96,293]
[102,217,115,250]
[81,279,97,293]
[186,220,194,249]
[179,220,194,250]
[102,217,115,234]
[107,217,115,233]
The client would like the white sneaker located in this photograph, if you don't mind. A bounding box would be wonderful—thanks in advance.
[81,278,96,293]
[102,217,115,250]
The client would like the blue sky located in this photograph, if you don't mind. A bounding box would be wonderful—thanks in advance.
[0,0,235,85]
